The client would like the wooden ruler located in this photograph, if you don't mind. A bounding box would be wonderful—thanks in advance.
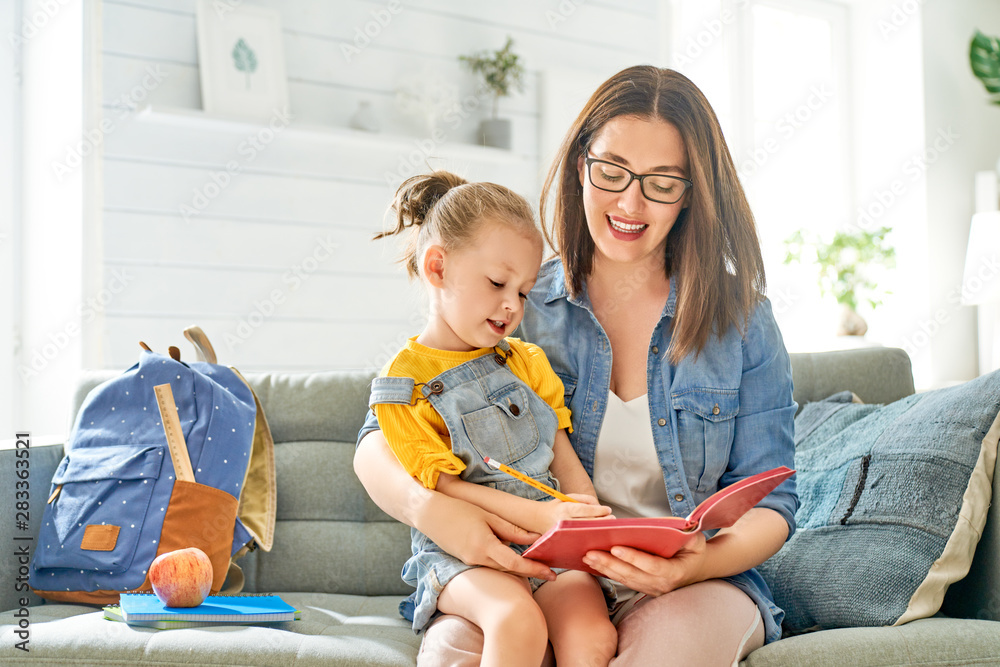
[154,383,196,483]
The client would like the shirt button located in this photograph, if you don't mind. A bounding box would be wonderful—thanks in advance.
[651,346,659,355]
[712,404,720,415]
[510,404,520,416]
[675,494,684,502]
[657,418,666,426]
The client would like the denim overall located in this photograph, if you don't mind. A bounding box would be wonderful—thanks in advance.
[368,339,563,633]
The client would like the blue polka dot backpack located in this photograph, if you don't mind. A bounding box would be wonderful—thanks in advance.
[29,327,276,604]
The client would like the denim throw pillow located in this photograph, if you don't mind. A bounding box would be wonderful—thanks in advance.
[758,373,1000,633]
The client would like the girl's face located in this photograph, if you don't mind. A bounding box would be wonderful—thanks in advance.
[422,220,543,352]
[578,115,690,271]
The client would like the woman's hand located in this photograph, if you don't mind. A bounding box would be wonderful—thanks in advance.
[580,507,789,597]
[582,532,709,596]
[418,490,557,580]
[354,430,556,581]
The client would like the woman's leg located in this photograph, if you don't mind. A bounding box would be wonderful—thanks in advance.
[433,567,548,667]
[533,570,617,667]
[611,579,765,667]
[418,615,556,667]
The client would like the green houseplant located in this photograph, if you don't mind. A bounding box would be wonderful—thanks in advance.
[459,36,525,149]
[783,226,896,336]
[970,29,1000,105]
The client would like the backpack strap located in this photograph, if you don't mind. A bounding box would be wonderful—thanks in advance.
[230,368,276,553]
[184,325,218,364]
[219,561,246,595]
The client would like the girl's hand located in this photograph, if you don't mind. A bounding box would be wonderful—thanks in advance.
[564,493,603,505]
[537,495,613,532]
[581,532,709,596]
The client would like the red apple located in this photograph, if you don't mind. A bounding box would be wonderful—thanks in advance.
[148,547,213,607]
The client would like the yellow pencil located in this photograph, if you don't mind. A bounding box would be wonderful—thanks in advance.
[484,457,580,503]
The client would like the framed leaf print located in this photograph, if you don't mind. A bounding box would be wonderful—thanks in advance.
[195,0,289,120]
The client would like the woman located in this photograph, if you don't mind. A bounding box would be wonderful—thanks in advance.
[355,65,797,666]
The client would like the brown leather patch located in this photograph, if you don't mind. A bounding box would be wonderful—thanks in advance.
[80,524,120,551]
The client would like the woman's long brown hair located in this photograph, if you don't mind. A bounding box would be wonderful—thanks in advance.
[540,66,765,363]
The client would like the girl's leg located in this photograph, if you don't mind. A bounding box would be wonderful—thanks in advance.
[532,570,617,667]
[435,567,548,667]
[611,579,765,667]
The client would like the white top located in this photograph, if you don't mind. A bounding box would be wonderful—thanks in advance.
[592,391,672,618]
[592,392,672,520]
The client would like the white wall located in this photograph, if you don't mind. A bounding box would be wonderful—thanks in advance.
[17,0,661,436]
[921,0,1000,386]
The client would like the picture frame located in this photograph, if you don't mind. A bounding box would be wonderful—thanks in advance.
[195,0,289,120]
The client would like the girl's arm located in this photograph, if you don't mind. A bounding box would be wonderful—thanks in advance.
[435,429,610,534]
[354,429,556,580]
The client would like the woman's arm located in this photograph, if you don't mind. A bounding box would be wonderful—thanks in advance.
[581,507,788,596]
[547,428,599,497]
[354,430,557,580]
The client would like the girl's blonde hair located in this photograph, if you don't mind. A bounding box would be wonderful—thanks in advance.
[541,65,766,363]
[376,170,539,278]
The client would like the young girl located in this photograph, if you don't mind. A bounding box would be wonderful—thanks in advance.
[369,170,618,667]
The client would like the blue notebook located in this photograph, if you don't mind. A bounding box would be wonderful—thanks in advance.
[104,604,301,629]
[118,593,296,622]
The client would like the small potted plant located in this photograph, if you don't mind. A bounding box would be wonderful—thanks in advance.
[783,226,896,337]
[459,36,525,149]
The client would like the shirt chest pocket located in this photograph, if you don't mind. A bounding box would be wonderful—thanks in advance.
[671,389,739,493]
[461,384,541,465]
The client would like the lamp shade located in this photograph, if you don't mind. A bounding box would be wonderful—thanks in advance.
[961,212,1000,306]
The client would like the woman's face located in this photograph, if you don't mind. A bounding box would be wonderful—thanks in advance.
[578,115,690,271]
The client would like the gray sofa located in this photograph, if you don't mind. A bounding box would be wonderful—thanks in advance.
[2,347,999,666]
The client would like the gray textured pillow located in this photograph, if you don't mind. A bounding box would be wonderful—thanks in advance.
[758,372,1000,633]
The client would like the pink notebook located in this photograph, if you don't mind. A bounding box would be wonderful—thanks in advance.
[522,466,795,576]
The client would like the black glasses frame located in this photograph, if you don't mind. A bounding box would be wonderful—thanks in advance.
[584,156,693,204]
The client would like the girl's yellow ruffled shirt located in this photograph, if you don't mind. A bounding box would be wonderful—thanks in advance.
[374,336,572,489]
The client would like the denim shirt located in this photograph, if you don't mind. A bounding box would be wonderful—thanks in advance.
[519,258,799,643]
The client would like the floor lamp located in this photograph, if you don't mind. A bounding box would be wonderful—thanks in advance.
[962,211,1000,376]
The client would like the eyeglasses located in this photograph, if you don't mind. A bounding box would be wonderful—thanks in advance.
[584,156,692,205]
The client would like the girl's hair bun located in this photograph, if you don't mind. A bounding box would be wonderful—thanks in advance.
[376,171,468,239]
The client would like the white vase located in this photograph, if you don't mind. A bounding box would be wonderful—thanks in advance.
[349,101,380,133]
[836,304,868,337]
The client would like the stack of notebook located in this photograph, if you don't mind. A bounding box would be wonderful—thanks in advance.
[104,593,300,630]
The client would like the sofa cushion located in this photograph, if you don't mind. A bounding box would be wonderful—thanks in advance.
[0,592,419,666]
[758,371,1000,632]
[740,617,1000,667]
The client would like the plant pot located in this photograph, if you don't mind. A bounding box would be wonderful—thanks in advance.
[836,304,868,337]
[479,118,511,149]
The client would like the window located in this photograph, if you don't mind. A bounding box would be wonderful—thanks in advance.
[1,0,19,435]
[672,0,852,350]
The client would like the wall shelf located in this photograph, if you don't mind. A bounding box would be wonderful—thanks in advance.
[136,106,536,166]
